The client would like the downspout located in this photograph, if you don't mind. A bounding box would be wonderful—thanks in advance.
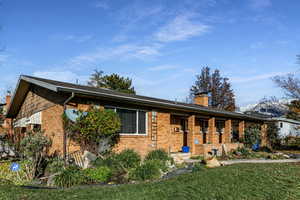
[63,92,75,164]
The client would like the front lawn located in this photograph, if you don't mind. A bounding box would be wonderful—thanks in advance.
[1,163,300,200]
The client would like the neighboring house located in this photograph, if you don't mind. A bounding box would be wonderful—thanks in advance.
[5,75,269,157]
[272,117,300,138]
[242,100,300,138]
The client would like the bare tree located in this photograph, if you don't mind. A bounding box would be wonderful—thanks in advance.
[273,74,300,100]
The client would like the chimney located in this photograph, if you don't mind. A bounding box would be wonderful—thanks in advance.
[4,92,11,114]
[194,92,209,107]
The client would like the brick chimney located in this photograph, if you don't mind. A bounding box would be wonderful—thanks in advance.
[5,92,11,113]
[2,92,12,132]
[194,92,209,107]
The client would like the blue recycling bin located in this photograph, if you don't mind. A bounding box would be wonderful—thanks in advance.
[182,146,190,153]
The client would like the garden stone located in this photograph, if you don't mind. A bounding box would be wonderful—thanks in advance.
[46,173,60,187]
[205,156,221,168]
[283,154,290,159]
[82,150,97,169]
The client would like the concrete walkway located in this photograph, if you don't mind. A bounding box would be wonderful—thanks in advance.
[220,158,300,165]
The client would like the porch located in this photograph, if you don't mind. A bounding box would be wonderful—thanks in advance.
[166,114,266,157]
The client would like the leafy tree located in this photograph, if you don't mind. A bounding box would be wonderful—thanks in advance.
[87,70,105,88]
[88,70,136,94]
[65,107,121,153]
[190,67,236,111]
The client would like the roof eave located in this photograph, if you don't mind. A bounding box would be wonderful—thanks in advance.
[57,87,268,121]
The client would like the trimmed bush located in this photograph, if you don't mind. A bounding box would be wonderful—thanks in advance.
[116,149,141,170]
[53,166,88,188]
[84,166,112,183]
[130,160,161,181]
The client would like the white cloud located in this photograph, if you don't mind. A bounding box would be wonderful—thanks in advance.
[33,70,88,84]
[148,65,178,71]
[249,0,272,10]
[154,15,210,42]
[68,44,162,67]
[250,42,264,49]
[63,34,93,43]
[0,54,9,63]
[231,71,286,83]
[51,34,93,43]
[94,1,109,9]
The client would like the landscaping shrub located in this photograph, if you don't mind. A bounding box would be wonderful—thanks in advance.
[148,159,168,172]
[145,149,171,163]
[116,149,141,170]
[267,122,280,149]
[129,160,161,181]
[144,149,173,172]
[20,131,51,180]
[64,107,120,152]
[84,166,112,183]
[45,157,65,175]
[244,125,261,147]
[237,147,251,157]
[258,146,273,153]
[192,163,206,172]
[53,166,88,188]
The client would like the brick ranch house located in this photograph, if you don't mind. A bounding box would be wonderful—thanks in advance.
[5,75,269,157]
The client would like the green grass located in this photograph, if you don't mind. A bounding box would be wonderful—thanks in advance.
[1,163,300,200]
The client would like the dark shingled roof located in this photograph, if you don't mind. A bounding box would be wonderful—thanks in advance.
[6,75,270,121]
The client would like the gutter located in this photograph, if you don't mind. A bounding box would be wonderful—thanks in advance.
[63,92,75,164]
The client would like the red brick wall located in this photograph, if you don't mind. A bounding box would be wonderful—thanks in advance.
[156,112,172,153]
[113,112,155,157]
[15,86,64,120]
[41,105,65,155]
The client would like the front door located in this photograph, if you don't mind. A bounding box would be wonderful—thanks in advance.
[181,118,188,146]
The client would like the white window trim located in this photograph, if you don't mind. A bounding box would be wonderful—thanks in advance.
[105,106,148,136]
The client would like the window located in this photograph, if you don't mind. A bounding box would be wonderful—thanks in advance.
[199,120,208,133]
[215,121,225,134]
[105,106,147,135]
[280,122,283,128]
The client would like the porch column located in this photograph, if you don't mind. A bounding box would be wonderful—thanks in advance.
[188,115,196,155]
[238,121,245,142]
[208,117,216,144]
[224,119,232,143]
[261,123,268,147]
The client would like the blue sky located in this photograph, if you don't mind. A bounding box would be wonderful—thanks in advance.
[0,0,299,107]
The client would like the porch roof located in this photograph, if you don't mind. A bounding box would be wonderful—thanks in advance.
[6,75,270,121]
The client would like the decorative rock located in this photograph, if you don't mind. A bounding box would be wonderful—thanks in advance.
[205,156,221,168]
[82,151,97,169]
[47,173,60,187]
